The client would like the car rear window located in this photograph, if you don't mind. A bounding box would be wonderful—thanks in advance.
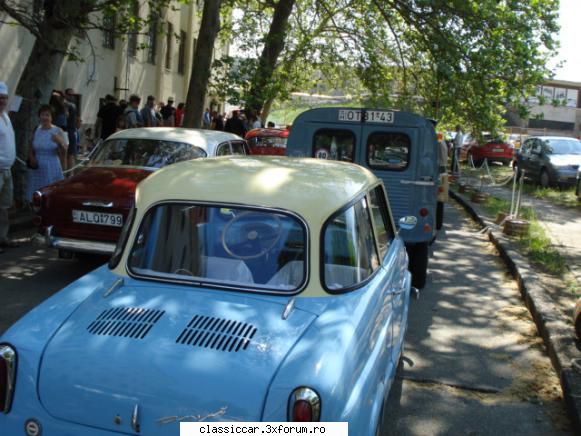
[128,203,307,293]
[249,136,287,148]
[313,129,355,162]
[367,132,411,170]
[91,138,206,167]
[323,197,379,291]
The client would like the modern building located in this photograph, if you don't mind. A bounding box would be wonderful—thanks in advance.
[0,1,229,127]
[506,79,581,137]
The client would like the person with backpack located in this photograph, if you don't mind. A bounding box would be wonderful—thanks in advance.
[125,95,143,128]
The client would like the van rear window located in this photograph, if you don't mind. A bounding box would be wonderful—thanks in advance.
[313,129,355,162]
[367,132,411,170]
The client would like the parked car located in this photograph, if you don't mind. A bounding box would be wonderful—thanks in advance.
[32,128,249,257]
[0,157,416,434]
[514,136,581,188]
[460,135,514,166]
[245,128,288,155]
[286,107,440,289]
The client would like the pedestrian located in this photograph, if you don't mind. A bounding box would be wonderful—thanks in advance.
[202,107,211,129]
[0,81,19,252]
[141,95,158,127]
[49,91,67,131]
[124,95,143,128]
[26,104,66,201]
[95,94,118,140]
[176,103,185,127]
[267,121,275,128]
[451,124,463,174]
[160,98,176,127]
[211,110,224,131]
[64,88,79,171]
[115,114,127,132]
[252,110,262,129]
[224,110,246,138]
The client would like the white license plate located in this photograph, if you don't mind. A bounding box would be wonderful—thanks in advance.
[493,148,504,152]
[72,210,123,227]
[338,109,394,124]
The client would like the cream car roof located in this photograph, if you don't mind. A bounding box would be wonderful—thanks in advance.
[106,127,244,155]
[114,156,382,297]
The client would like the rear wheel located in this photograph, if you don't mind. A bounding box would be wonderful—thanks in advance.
[436,201,444,230]
[406,242,429,289]
[540,169,550,188]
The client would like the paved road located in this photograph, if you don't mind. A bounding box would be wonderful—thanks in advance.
[384,203,572,435]
[0,208,573,434]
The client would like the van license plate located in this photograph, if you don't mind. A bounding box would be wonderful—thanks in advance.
[338,110,394,124]
[72,210,123,227]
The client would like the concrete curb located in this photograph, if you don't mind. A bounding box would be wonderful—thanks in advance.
[450,189,581,433]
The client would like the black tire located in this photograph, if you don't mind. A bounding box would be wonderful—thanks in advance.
[436,201,444,230]
[540,169,550,189]
[406,242,429,289]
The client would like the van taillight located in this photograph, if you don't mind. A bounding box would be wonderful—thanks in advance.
[420,208,429,217]
[288,387,320,422]
[0,344,16,413]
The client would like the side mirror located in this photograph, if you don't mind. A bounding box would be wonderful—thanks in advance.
[398,216,417,231]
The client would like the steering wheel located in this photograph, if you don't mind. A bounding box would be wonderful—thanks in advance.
[222,212,282,260]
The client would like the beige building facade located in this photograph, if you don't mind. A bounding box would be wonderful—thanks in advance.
[0,2,228,125]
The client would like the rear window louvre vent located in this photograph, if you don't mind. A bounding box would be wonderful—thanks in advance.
[176,315,257,352]
[87,307,165,339]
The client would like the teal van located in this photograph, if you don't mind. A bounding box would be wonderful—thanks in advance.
[286,108,440,288]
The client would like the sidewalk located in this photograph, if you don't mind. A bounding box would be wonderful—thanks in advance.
[461,174,581,285]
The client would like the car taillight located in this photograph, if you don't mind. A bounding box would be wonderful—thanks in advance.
[288,387,320,422]
[420,208,429,217]
[0,344,16,413]
[32,191,42,213]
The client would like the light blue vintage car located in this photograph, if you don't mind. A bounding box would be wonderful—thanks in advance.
[0,157,415,435]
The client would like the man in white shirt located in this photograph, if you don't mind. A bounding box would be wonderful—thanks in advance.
[451,124,463,174]
[0,81,17,252]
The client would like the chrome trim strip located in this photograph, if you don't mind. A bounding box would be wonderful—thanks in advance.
[282,297,296,320]
[103,278,124,298]
[48,235,116,255]
[400,180,435,186]
[81,201,114,208]
[131,404,140,433]
[0,344,17,413]
[288,387,321,422]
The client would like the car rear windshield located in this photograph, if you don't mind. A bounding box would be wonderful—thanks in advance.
[91,138,207,167]
[249,136,287,148]
[545,139,581,155]
[128,203,307,293]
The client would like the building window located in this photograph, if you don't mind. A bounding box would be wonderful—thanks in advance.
[103,14,116,50]
[165,22,174,70]
[147,15,158,64]
[127,0,139,58]
[178,30,187,74]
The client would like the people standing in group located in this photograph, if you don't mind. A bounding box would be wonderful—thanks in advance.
[211,111,223,131]
[95,94,119,140]
[175,103,185,127]
[451,124,463,174]
[115,114,127,132]
[0,81,18,252]
[64,88,79,171]
[160,98,176,127]
[141,95,158,127]
[49,91,67,132]
[27,105,66,201]
[224,110,246,138]
[124,95,143,128]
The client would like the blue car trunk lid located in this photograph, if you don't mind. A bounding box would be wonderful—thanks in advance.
[38,283,316,434]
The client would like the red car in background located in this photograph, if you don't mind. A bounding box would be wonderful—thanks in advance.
[245,128,288,156]
[460,135,515,166]
[32,128,249,258]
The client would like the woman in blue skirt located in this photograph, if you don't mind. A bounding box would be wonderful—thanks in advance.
[27,105,67,200]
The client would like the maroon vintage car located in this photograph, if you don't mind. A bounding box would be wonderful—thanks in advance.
[32,128,248,257]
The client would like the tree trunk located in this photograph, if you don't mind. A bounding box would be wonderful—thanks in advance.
[246,0,295,114]
[261,96,275,124]
[12,25,75,205]
[182,0,223,129]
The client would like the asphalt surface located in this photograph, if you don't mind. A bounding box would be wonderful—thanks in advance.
[0,206,573,434]
[384,203,572,435]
